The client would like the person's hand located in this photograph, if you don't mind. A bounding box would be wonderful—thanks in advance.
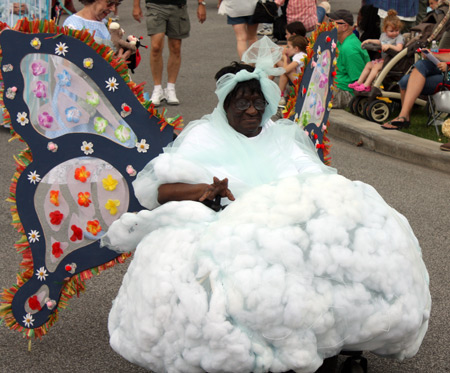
[437,61,448,72]
[116,48,132,61]
[13,3,28,15]
[197,4,206,23]
[420,48,430,59]
[133,4,143,22]
[199,177,235,202]
[381,44,390,52]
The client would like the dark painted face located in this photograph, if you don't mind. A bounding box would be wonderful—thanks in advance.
[225,88,265,138]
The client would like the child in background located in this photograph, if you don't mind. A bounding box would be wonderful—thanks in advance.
[285,21,307,39]
[349,9,404,92]
[278,35,308,106]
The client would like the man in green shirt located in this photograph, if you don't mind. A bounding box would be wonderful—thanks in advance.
[328,9,370,109]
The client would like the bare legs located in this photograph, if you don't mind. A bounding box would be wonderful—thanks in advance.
[149,33,182,86]
[357,61,383,87]
[232,23,259,59]
[382,68,426,128]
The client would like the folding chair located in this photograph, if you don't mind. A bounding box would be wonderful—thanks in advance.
[427,80,450,136]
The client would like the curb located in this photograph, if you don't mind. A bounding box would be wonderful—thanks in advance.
[328,110,450,175]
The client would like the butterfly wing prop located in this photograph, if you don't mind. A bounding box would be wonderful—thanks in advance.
[283,25,338,164]
[0,20,175,338]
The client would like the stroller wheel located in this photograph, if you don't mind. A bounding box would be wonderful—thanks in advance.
[356,97,369,117]
[365,100,391,124]
[349,96,359,114]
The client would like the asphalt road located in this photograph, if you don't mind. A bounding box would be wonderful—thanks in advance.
[0,1,449,372]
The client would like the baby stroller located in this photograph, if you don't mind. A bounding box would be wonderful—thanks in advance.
[348,0,450,125]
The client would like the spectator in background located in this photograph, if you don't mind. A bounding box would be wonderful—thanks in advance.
[365,0,419,32]
[357,4,381,59]
[132,0,207,106]
[218,0,259,59]
[328,9,370,109]
[275,0,317,32]
[317,1,330,24]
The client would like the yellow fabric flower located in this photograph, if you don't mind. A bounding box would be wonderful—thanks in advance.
[102,174,118,191]
[105,199,120,215]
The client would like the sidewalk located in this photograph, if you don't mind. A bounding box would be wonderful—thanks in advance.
[328,110,450,175]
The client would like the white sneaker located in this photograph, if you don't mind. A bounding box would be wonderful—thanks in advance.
[278,97,286,107]
[164,88,180,105]
[150,89,165,106]
[257,24,273,36]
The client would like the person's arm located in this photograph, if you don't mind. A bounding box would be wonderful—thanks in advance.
[435,52,450,62]
[361,39,381,46]
[157,177,235,205]
[283,55,298,74]
[382,42,403,52]
[133,0,143,22]
[197,1,206,23]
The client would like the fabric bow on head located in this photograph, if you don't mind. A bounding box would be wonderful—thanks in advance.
[215,37,284,125]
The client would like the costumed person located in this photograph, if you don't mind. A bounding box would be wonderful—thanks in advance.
[349,9,404,92]
[101,37,431,373]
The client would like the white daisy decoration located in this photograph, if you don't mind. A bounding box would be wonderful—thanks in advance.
[23,313,35,328]
[136,139,150,153]
[16,112,29,126]
[27,170,41,184]
[28,230,40,243]
[36,266,48,281]
[81,141,94,155]
[105,77,119,92]
[55,42,68,56]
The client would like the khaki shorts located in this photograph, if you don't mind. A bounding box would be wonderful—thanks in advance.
[145,3,190,39]
[331,88,353,109]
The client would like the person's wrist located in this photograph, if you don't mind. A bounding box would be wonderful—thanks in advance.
[198,1,206,5]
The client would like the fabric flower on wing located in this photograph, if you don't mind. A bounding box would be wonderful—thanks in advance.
[36,266,48,281]
[50,190,60,206]
[105,77,119,92]
[17,112,29,126]
[86,220,102,236]
[55,42,68,56]
[81,141,94,155]
[74,166,91,182]
[102,174,118,191]
[105,199,120,215]
[23,313,34,328]
[78,192,91,207]
[49,210,64,225]
[136,139,149,153]
[70,225,83,241]
[28,230,40,243]
[52,241,64,258]
[28,170,41,184]
[28,295,42,311]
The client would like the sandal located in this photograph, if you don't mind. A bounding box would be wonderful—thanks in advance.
[440,142,450,151]
[381,116,410,130]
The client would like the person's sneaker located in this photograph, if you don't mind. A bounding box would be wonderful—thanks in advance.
[150,89,165,106]
[164,88,180,105]
[257,25,273,36]
[278,97,286,107]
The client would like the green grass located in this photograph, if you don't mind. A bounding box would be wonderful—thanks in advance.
[391,105,449,143]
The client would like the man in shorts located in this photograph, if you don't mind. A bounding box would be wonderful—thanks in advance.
[133,0,207,106]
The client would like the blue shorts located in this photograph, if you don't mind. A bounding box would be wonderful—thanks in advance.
[227,15,257,25]
[398,59,444,95]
